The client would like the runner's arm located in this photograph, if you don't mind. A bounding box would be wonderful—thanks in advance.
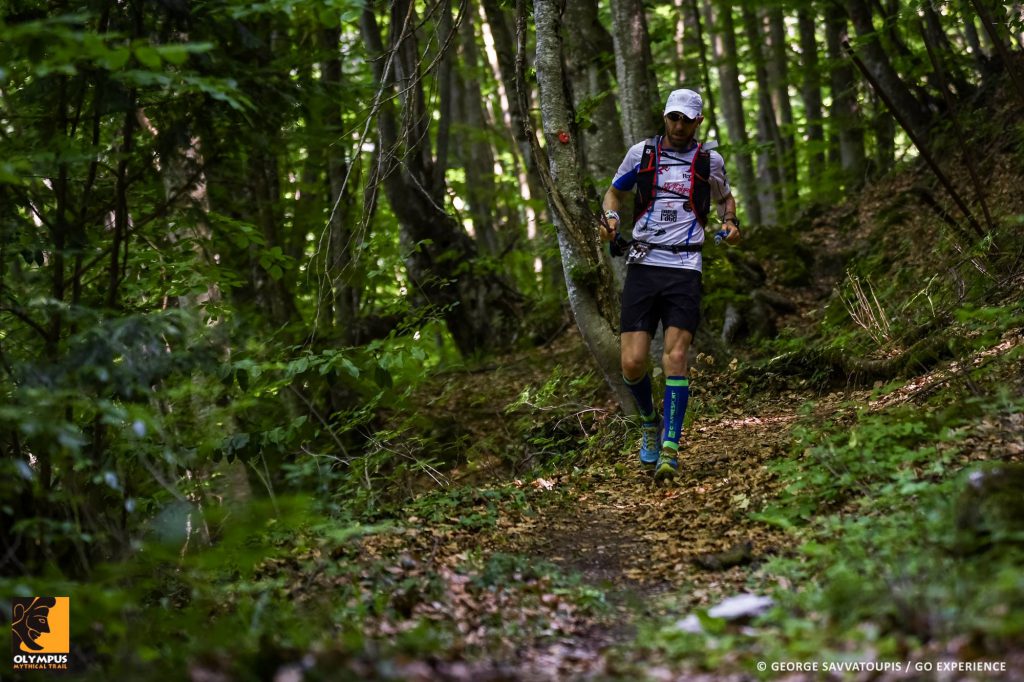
[719,193,740,244]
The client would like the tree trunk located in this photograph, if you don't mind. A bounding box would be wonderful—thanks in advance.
[480,0,546,210]
[320,28,359,340]
[970,0,1024,105]
[361,0,524,356]
[741,5,783,221]
[707,0,761,225]
[563,0,626,181]
[248,141,301,326]
[453,12,500,255]
[826,12,866,183]
[687,0,719,142]
[845,0,931,138]
[530,0,634,413]
[480,0,563,290]
[921,4,971,97]
[562,0,627,289]
[798,8,825,183]
[610,0,662,144]
[676,0,700,85]
[873,97,896,172]
[957,0,990,74]
[767,6,798,209]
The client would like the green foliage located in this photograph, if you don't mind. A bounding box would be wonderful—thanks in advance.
[504,365,612,471]
[406,485,531,532]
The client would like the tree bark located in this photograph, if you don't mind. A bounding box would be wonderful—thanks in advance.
[741,5,783,221]
[959,0,987,67]
[845,0,932,138]
[610,0,662,144]
[563,0,626,182]
[970,0,1024,105]
[798,8,825,182]
[767,6,798,209]
[872,97,896,172]
[480,0,547,210]
[921,4,970,97]
[320,28,359,339]
[687,0,719,142]
[826,12,866,183]
[453,11,500,255]
[676,0,700,85]
[529,0,634,413]
[480,0,562,291]
[361,0,524,356]
[707,0,761,225]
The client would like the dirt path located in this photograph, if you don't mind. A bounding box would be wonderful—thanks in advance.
[488,396,826,680]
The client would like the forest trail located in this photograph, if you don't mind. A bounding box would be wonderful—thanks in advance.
[379,324,1024,681]
[357,329,827,679]
[493,395,814,679]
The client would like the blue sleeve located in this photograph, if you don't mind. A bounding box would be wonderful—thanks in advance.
[613,168,638,191]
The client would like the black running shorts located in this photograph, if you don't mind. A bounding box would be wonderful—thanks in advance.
[620,264,702,336]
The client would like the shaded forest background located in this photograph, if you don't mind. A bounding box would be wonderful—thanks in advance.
[3,0,1024,677]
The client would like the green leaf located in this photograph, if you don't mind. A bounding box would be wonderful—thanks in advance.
[155,43,212,65]
[98,47,131,71]
[133,45,162,70]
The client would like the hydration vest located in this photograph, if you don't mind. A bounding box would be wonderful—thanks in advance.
[632,136,713,229]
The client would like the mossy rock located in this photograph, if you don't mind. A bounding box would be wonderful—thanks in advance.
[953,463,1024,554]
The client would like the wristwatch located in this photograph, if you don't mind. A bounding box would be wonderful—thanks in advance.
[604,210,620,223]
[724,215,741,228]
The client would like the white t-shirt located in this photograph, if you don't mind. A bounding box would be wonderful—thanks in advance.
[612,136,731,272]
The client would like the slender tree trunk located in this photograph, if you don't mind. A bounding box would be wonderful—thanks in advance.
[108,90,135,309]
[766,6,798,210]
[320,28,359,339]
[361,0,524,356]
[453,12,500,255]
[611,0,662,143]
[563,0,626,181]
[687,0,719,142]
[530,0,634,413]
[562,0,627,289]
[676,0,700,85]
[481,0,546,207]
[826,12,866,183]
[845,0,931,138]
[970,0,1024,105]
[480,0,560,290]
[921,4,970,96]
[958,0,990,75]
[873,96,895,171]
[707,0,761,224]
[247,141,301,326]
[798,8,825,183]
[741,5,783,220]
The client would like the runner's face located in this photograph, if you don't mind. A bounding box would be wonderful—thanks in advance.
[664,112,701,148]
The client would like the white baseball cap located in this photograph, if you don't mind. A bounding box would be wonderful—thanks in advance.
[664,89,703,118]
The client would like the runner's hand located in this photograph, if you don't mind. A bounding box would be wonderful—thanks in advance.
[599,218,618,242]
[723,221,741,244]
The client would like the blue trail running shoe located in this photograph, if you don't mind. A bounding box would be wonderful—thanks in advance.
[654,447,679,482]
[639,421,661,467]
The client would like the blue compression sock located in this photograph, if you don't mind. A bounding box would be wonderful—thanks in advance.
[623,373,656,422]
[662,376,689,451]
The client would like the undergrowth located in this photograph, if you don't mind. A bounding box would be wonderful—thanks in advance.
[638,326,1024,674]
